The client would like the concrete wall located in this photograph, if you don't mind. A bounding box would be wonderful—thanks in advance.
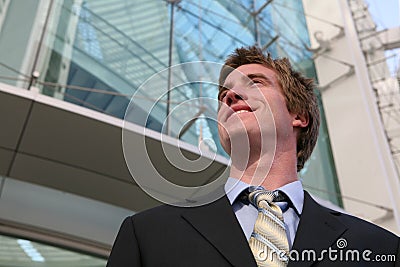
[302,0,400,234]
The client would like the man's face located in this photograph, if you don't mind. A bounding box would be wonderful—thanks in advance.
[217,64,296,156]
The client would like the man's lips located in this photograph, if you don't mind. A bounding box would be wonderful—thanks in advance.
[225,104,253,120]
[231,104,253,113]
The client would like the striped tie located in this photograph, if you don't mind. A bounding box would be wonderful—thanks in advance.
[248,190,289,267]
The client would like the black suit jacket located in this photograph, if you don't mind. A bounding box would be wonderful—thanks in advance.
[107,191,399,266]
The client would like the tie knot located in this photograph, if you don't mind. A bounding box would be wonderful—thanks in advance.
[248,189,277,207]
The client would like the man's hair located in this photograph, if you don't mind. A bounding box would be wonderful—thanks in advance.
[218,46,320,171]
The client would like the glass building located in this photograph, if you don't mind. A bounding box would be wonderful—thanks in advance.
[0,0,342,264]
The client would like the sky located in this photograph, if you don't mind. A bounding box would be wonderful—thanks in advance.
[365,0,399,30]
[365,0,400,75]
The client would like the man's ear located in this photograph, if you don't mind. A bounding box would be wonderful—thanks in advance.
[292,113,309,128]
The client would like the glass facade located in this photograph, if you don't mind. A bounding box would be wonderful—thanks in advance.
[0,0,341,205]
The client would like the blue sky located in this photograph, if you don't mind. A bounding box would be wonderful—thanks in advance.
[365,0,399,75]
[365,0,399,29]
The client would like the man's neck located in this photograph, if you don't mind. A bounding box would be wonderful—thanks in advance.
[229,150,298,190]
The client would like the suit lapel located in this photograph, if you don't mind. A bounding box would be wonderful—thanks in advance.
[181,195,257,267]
[289,191,348,267]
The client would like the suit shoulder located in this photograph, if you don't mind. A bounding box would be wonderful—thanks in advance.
[320,204,399,240]
[305,192,398,240]
[126,204,186,224]
[343,212,397,237]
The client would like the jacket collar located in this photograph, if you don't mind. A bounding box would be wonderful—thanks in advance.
[182,194,257,267]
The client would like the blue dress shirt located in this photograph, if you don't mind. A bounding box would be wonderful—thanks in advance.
[224,178,304,249]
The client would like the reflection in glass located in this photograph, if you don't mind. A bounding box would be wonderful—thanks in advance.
[0,0,341,204]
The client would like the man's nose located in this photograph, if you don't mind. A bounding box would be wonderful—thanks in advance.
[224,89,245,106]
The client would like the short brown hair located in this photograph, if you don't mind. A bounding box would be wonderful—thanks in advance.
[219,46,320,171]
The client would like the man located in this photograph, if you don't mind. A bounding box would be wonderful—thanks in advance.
[107,46,399,266]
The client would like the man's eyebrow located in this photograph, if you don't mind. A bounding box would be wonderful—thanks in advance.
[247,73,274,85]
[222,72,275,89]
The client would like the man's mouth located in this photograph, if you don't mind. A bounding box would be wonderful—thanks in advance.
[232,104,253,113]
[235,109,250,114]
[225,105,253,120]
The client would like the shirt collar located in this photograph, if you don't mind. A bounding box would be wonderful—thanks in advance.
[225,177,251,205]
[224,177,304,215]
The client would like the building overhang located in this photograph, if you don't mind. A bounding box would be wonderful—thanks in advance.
[0,82,229,212]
